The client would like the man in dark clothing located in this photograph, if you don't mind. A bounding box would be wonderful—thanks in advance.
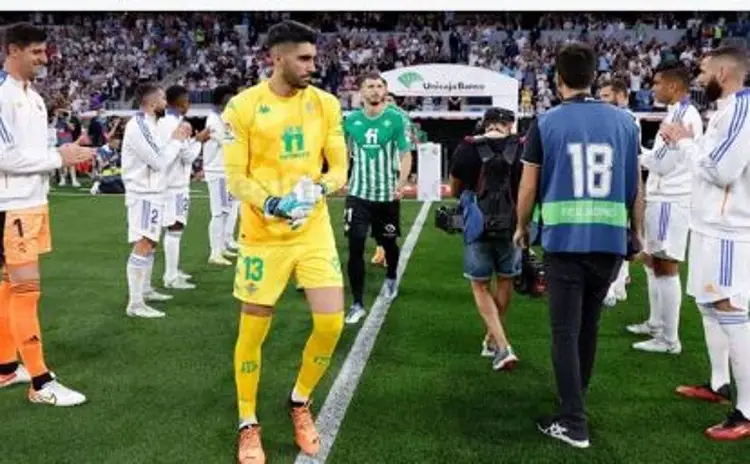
[449,108,523,372]
[514,42,645,449]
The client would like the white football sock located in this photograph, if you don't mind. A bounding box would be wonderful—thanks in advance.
[615,261,629,289]
[659,275,682,343]
[69,166,78,184]
[644,266,662,329]
[225,201,239,246]
[718,309,750,417]
[143,250,155,293]
[699,305,731,392]
[164,230,182,281]
[127,251,151,306]
[291,388,308,404]
[209,214,225,258]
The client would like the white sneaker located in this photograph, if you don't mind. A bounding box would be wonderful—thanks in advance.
[481,339,497,358]
[0,364,30,388]
[633,337,682,354]
[126,303,166,318]
[144,289,173,302]
[178,270,193,281]
[382,278,399,301]
[164,276,196,290]
[345,303,367,325]
[225,240,239,251]
[222,249,238,259]
[209,255,233,266]
[71,181,81,188]
[28,379,86,407]
[626,321,662,336]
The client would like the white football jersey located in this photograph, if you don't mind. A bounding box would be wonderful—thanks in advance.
[641,98,704,203]
[680,89,750,241]
[156,111,201,191]
[121,111,183,198]
[202,110,227,181]
[0,72,62,211]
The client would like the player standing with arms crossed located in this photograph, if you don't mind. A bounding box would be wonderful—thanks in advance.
[221,21,348,463]
[0,23,94,405]
[627,63,703,354]
[157,85,206,290]
[515,42,644,448]
[121,84,191,318]
[343,73,412,324]
[203,84,238,266]
[662,46,750,440]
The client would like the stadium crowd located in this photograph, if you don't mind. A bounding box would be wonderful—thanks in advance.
[2,12,748,118]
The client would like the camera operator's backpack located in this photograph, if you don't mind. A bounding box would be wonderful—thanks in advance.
[472,135,520,240]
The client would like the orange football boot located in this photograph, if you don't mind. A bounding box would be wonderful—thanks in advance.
[237,425,265,464]
[290,401,321,456]
[706,410,750,441]
[676,383,731,404]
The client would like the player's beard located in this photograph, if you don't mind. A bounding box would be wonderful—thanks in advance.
[284,66,309,89]
[704,76,723,103]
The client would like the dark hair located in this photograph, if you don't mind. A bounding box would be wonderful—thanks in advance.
[653,61,691,89]
[706,45,749,72]
[483,107,515,126]
[358,72,387,88]
[2,22,47,50]
[555,42,597,90]
[165,85,189,106]
[266,20,317,48]
[600,78,629,96]
[134,83,160,106]
[212,85,236,106]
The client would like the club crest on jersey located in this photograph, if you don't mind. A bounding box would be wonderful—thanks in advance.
[258,104,271,115]
[222,121,235,142]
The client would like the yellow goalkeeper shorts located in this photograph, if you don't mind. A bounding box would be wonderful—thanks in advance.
[232,221,343,306]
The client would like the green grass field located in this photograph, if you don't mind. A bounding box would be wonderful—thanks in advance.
[1,186,748,464]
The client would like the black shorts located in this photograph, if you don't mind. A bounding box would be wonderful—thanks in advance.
[344,196,401,240]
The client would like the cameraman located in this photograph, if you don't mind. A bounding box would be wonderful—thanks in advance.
[449,108,521,371]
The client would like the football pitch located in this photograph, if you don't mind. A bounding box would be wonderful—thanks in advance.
[1,186,748,464]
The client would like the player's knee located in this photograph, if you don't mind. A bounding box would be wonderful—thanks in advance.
[168,223,184,232]
[470,279,492,294]
[9,278,40,295]
[241,303,274,318]
[312,311,344,339]
[133,238,156,255]
[379,236,398,250]
[6,262,41,287]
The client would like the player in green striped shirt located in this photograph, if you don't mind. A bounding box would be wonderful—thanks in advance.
[343,73,412,324]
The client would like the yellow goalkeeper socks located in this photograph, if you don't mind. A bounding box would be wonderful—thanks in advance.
[235,312,272,424]
[292,312,344,403]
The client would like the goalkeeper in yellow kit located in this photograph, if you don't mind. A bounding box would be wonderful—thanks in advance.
[221,20,348,464]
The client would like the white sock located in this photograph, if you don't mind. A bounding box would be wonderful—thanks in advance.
[239,417,258,429]
[659,275,682,343]
[644,266,662,329]
[209,214,225,258]
[143,250,155,294]
[164,230,182,281]
[699,305,731,392]
[719,309,750,417]
[127,251,151,306]
[291,388,308,404]
[614,262,628,289]
[226,201,239,246]
[70,167,78,184]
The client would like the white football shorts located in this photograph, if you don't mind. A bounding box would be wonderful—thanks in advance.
[126,196,164,244]
[687,231,750,312]
[207,177,233,216]
[163,189,190,226]
[645,200,690,261]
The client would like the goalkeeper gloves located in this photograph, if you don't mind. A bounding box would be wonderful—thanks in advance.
[263,176,325,228]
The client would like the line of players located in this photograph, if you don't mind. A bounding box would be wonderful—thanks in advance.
[120,84,244,318]
[596,50,750,440]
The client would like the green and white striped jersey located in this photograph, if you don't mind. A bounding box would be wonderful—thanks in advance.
[344,106,410,202]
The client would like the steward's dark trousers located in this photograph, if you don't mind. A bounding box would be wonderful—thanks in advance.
[543,252,622,425]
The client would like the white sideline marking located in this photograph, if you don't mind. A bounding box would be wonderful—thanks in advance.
[294,201,433,464]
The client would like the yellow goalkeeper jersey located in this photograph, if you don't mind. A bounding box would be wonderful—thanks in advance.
[221,80,348,244]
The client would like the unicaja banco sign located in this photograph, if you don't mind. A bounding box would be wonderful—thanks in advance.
[397,71,486,93]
